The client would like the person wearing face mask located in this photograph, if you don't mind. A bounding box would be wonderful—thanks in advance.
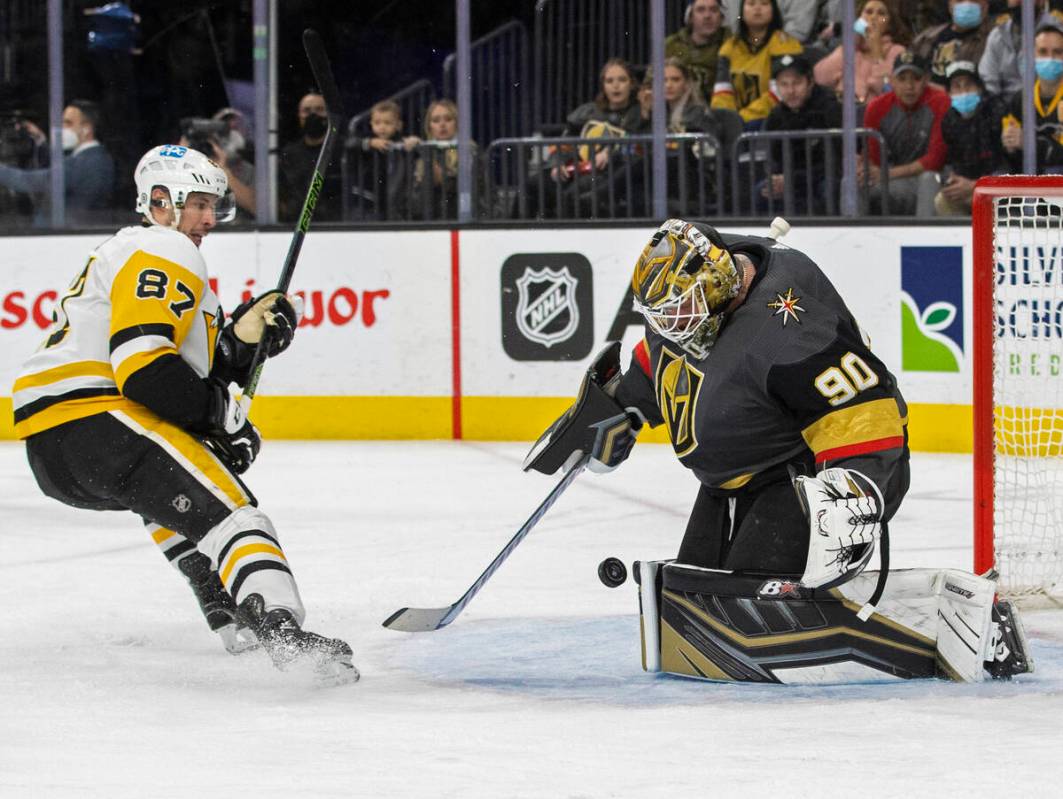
[813,0,911,105]
[0,99,115,227]
[980,1,1060,100]
[934,61,1006,216]
[911,0,993,88]
[1001,22,1063,173]
[278,91,343,222]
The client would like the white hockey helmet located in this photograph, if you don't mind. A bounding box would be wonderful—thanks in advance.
[134,144,236,225]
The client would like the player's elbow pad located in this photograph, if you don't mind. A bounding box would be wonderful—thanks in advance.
[122,353,214,432]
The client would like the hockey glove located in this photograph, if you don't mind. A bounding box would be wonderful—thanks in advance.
[587,408,644,474]
[793,468,882,589]
[201,379,261,475]
[213,293,303,387]
[231,291,303,358]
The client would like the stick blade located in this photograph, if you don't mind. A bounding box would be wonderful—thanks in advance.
[381,606,453,633]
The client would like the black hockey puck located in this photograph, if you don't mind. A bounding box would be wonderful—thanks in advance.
[598,557,627,588]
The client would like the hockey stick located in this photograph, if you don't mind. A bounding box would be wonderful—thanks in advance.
[382,455,590,632]
[243,28,343,402]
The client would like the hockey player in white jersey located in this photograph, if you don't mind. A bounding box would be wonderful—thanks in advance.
[11,144,356,684]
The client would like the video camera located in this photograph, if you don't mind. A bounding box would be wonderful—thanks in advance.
[180,117,229,158]
[0,113,37,166]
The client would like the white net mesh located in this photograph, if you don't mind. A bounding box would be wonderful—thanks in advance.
[992,195,1063,604]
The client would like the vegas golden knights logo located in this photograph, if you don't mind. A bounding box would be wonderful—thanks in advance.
[654,346,704,458]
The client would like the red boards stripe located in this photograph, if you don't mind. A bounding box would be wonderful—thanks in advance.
[450,229,462,440]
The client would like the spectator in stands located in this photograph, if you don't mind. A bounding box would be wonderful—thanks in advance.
[760,53,842,215]
[347,100,421,221]
[723,0,819,44]
[898,0,952,35]
[179,109,256,221]
[1001,22,1063,174]
[533,58,642,218]
[552,58,641,174]
[666,0,729,103]
[638,58,722,135]
[911,0,994,87]
[813,0,910,105]
[637,58,740,214]
[410,99,485,220]
[859,51,949,216]
[279,91,343,223]
[935,61,1006,216]
[980,0,1055,100]
[713,0,803,128]
[0,99,115,227]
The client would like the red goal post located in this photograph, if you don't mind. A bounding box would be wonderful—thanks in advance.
[972,175,1063,604]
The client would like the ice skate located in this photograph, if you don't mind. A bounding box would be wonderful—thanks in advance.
[238,594,358,685]
[985,600,1033,680]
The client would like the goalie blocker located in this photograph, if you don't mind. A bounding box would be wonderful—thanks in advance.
[524,341,644,476]
[636,560,1032,684]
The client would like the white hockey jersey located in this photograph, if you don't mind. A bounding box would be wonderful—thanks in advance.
[12,225,221,439]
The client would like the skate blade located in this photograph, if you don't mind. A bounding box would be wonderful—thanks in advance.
[217,623,261,655]
[315,658,360,687]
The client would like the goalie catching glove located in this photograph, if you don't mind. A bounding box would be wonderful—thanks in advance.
[213,292,303,387]
[524,341,643,475]
[793,468,883,589]
[201,379,261,475]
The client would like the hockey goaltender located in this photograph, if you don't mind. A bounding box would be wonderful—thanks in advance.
[525,218,1033,685]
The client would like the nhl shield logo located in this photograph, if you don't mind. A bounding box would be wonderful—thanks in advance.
[515,266,580,347]
[501,253,593,361]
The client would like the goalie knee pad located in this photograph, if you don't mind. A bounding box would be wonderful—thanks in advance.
[198,506,305,624]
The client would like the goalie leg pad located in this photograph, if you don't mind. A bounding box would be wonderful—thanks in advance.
[931,570,1037,682]
[639,562,938,683]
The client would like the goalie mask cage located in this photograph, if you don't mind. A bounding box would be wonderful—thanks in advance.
[973,175,1063,606]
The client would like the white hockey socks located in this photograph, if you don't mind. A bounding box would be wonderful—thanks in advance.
[198,506,306,624]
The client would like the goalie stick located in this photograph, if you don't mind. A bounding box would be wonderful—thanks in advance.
[243,28,343,402]
[382,455,589,632]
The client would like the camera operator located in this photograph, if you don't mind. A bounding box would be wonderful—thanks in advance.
[179,111,255,221]
[0,99,115,228]
[279,92,342,222]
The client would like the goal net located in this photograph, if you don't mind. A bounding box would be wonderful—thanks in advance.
[973,176,1063,606]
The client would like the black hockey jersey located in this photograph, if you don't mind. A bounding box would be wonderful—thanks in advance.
[616,232,909,519]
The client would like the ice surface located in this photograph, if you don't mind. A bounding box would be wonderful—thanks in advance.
[1,442,1061,797]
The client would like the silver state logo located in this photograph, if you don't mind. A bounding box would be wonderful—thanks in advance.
[515,266,580,347]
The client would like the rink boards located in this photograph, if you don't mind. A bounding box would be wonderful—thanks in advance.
[0,225,983,450]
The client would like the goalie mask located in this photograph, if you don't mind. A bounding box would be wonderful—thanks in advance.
[631,219,740,358]
[134,144,236,226]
